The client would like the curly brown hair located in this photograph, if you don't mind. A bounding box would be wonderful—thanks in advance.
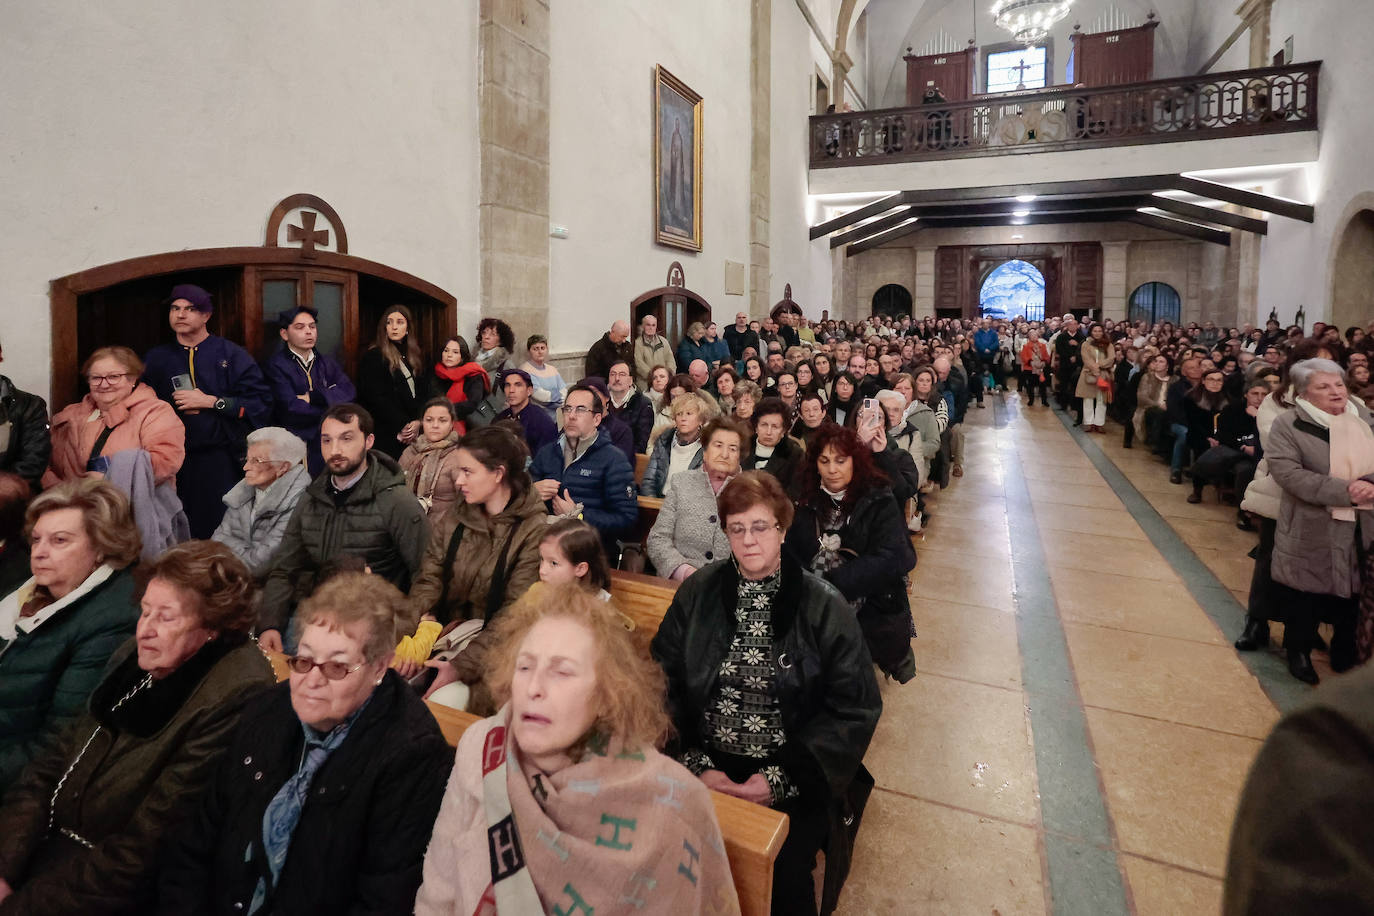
[294,571,416,663]
[795,422,888,512]
[485,583,671,751]
[142,541,258,634]
[26,478,141,569]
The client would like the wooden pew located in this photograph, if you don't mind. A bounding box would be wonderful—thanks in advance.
[427,704,789,916]
[608,568,677,641]
[267,653,789,916]
[634,451,650,486]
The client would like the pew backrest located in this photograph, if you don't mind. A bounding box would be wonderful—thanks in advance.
[608,568,678,641]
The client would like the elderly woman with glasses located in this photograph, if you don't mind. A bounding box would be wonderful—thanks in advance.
[158,571,452,915]
[1266,358,1374,684]
[0,542,275,914]
[211,427,312,577]
[44,346,185,488]
[646,417,746,581]
[651,471,881,916]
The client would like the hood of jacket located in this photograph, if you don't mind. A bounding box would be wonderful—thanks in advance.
[53,382,163,431]
[449,482,546,536]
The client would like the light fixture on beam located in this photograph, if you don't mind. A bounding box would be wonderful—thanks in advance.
[1015,194,1038,203]
[991,0,1074,44]
[1013,209,1031,217]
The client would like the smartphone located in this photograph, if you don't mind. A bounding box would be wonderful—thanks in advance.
[171,373,194,391]
[861,398,881,430]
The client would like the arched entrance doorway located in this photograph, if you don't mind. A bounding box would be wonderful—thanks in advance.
[1331,209,1374,334]
[1128,282,1182,326]
[871,283,912,318]
[979,260,1045,320]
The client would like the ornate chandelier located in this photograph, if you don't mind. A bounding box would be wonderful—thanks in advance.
[991,0,1074,44]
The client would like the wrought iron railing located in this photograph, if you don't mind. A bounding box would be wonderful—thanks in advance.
[809,61,1319,168]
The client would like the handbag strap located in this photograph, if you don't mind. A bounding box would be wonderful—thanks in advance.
[432,523,466,617]
[431,520,520,624]
[483,524,520,624]
[87,424,117,466]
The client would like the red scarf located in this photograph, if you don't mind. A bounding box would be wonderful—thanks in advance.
[434,361,489,404]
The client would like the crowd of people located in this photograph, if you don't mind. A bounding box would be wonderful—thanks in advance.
[4,277,1372,913]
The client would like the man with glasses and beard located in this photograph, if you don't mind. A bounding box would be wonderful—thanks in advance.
[256,403,428,654]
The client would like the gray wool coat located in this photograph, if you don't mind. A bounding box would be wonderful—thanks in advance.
[646,468,732,578]
[211,463,312,577]
[1267,406,1374,598]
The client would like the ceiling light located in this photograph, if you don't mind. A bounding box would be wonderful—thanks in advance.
[1012,217,1028,225]
[1011,234,1025,239]
[1015,194,1037,203]
[1013,208,1031,217]
[992,0,1075,44]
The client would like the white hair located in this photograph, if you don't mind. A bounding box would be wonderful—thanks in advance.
[246,426,307,466]
[1290,358,1346,399]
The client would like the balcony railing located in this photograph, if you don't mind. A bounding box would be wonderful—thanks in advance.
[809,61,1319,168]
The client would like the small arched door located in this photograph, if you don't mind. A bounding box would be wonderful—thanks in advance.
[1128,282,1182,326]
[872,283,913,318]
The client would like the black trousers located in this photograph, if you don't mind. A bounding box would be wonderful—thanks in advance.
[1020,371,1049,405]
[771,795,830,916]
[1247,518,1278,623]
[1273,580,1357,663]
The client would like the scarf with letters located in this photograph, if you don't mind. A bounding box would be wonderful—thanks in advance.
[474,706,739,916]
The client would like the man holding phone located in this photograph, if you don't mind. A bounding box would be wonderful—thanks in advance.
[143,283,271,537]
[528,384,638,555]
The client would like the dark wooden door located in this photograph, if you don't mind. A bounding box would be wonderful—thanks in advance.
[905,48,976,105]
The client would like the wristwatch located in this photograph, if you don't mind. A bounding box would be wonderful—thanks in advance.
[213,397,227,412]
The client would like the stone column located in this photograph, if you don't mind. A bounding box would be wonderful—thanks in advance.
[479,0,551,354]
[1101,241,1129,321]
[914,248,936,317]
[749,0,771,317]
[1235,0,1274,68]
[831,50,853,110]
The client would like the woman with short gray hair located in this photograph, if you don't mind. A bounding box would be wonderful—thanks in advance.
[1267,358,1374,683]
[211,427,311,577]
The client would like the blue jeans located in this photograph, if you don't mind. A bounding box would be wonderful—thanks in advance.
[1170,423,1189,471]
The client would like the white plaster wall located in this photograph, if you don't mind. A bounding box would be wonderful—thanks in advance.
[0,0,480,398]
[772,0,831,317]
[548,0,752,351]
[1254,0,1374,326]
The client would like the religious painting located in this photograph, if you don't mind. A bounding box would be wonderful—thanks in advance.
[654,65,703,251]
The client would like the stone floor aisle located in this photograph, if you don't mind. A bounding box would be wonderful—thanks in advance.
[839,393,1281,915]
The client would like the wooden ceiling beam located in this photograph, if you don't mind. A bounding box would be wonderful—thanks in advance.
[808,192,908,239]
[846,219,925,256]
[1171,176,1313,222]
[1127,212,1232,245]
[829,207,916,248]
[1146,197,1267,235]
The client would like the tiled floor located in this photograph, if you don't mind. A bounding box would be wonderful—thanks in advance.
[840,394,1287,915]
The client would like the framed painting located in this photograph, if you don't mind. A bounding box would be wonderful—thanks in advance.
[654,65,703,251]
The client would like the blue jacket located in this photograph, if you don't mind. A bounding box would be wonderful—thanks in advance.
[675,337,711,373]
[703,338,731,367]
[143,336,272,452]
[641,427,703,498]
[973,328,1000,357]
[529,432,638,536]
[263,348,357,473]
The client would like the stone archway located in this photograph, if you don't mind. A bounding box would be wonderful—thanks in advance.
[1331,207,1374,334]
[872,283,913,317]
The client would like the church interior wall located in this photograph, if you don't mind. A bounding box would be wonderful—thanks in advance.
[1254,0,1374,328]
[0,0,481,400]
[547,0,752,353]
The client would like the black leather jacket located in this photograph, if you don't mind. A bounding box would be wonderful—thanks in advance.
[650,554,881,801]
[0,377,49,488]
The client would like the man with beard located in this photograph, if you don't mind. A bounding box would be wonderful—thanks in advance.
[255,403,428,653]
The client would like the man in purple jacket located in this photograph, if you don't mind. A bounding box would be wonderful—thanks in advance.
[263,305,356,474]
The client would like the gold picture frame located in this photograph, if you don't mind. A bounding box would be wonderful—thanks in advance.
[654,65,703,251]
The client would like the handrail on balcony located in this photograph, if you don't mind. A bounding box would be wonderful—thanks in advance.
[809,61,1320,168]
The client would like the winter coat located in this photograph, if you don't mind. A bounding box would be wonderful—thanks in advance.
[785,484,917,677]
[258,451,428,634]
[646,469,733,577]
[211,463,312,576]
[1241,394,1290,520]
[609,390,655,454]
[399,433,464,522]
[44,383,185,487]
[356,346,428,460]
[0,636,273,915]
[1268,407,1374,598]
[494,403,558,456]
[641,427,702,498]
[675,337,711,373]
[105,449,190,563]
[0,566,137,788]
[743,435,804,494]
[723,325,761,362]
[1075,342,1115,400]
[156,673,452,916]
[1183,396,1226,455]
[528,432,638,536]
[1019,340,1050,375]
[584,333,633,383]
[406,485,547,625]
[633,335,676,389]
[0,377,49,489]
[263,348,356,473]
[904,400,941,463]
[1223,662,1374,915]
[1133,373,1170,439]
[650,554,881,802]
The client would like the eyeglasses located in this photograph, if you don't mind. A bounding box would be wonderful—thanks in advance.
[244,457,279,467]
[565,405,596,415]
[87,373,130,386]
[726,521,781,538]
[285,655,365,680]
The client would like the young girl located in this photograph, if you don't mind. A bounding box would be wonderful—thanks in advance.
[538,518,612,601]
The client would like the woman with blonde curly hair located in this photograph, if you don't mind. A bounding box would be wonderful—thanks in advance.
[416,584,739,916]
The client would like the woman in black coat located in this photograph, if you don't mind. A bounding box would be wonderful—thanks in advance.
[742,397,804,494]
[357,305,430,459]
[650,471,881,916]
[157,573,452,915]
[785,422,917,683]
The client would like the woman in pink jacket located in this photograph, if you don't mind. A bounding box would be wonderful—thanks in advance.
[45,346,186,487]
